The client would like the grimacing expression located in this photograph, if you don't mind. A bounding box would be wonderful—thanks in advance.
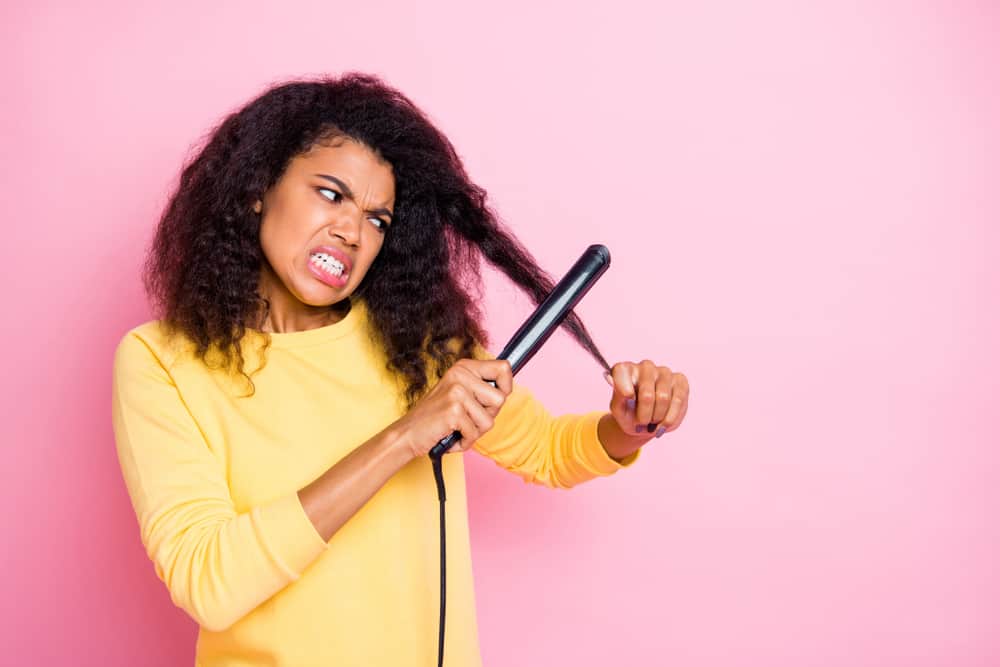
[254,138,396,305]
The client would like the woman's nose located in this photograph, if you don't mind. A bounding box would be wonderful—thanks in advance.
[329,211,362,247]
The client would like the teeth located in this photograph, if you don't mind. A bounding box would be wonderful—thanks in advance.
[310,252,346,277]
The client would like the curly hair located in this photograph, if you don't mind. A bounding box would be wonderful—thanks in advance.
[143,71,612,408]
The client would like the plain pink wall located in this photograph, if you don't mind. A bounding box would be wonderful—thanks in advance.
[3,1,997,664]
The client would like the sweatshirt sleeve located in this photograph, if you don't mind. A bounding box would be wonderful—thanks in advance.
[469,345,641,489]
[111,331,330,632]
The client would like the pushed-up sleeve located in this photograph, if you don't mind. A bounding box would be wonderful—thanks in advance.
[111,331,330,632]
[469,344,641,489]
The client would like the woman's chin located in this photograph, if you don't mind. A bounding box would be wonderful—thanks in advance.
[298,278,355,305]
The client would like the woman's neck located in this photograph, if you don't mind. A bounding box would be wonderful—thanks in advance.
[255,263,351,333]
[257,302,349,333]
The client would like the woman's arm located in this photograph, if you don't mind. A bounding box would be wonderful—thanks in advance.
[297,352,511,539]
[296,423,412,543]
[472,382,640,489]
[466,343,641,488]
[112,332,414,633]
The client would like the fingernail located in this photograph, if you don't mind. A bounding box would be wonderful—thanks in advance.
[647,423,656,433]
[626,398,636,410]
[655,426,667,438]
[635,425,644,433]
[602,371,614,387]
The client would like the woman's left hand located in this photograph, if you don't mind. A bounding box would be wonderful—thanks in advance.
[603,360,689,440]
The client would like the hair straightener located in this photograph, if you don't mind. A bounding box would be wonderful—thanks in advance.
[427,244,612,667]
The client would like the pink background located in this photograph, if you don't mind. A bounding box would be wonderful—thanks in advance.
[4,1,997,664]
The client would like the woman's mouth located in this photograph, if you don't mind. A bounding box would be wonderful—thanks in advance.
[307,251,350,288]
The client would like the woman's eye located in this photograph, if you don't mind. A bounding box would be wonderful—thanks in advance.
[319,187,389,232]
[318,187,341,203]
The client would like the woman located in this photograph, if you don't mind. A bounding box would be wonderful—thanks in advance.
[111,72,689,666]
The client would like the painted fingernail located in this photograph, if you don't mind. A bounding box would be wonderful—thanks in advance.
[655,426,667,438]
[635,425,644,433]
[646,422,656,433]
[626,398,636,410]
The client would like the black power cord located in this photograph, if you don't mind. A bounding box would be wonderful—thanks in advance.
[430,453,447,667]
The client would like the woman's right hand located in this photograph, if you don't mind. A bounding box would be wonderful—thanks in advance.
[394,358,514,459]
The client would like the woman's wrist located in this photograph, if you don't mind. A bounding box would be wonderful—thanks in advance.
[380,422,420,465]
[597,412,650,462]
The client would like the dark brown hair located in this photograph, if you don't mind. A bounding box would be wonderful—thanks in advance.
[144,72,610,407]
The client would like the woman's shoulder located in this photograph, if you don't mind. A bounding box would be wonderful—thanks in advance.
[113,319,200,375]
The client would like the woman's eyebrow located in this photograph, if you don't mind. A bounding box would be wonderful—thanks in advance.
[314,173,394,220]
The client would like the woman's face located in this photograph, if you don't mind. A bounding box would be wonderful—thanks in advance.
[254,137,395,308]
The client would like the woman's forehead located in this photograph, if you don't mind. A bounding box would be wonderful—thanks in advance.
[296,141,393,180]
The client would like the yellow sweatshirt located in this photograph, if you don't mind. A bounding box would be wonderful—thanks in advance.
[111,297,640,666]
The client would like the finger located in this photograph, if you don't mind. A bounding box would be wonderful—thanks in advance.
[492,359,514,396]
[634,360,658,425]
[650,367,675,426]
[662,390,683,427]
[473,359,513,395]
[455,364,507,408]
[663,376,688,430]
[467,377,506,411]
[610,363,634,397]
[610,362,637,412]
[462,395,495,441]
[664,395,687,433]
[447,404,481,454]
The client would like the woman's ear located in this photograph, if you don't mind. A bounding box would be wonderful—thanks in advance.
[252,199,262,214]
